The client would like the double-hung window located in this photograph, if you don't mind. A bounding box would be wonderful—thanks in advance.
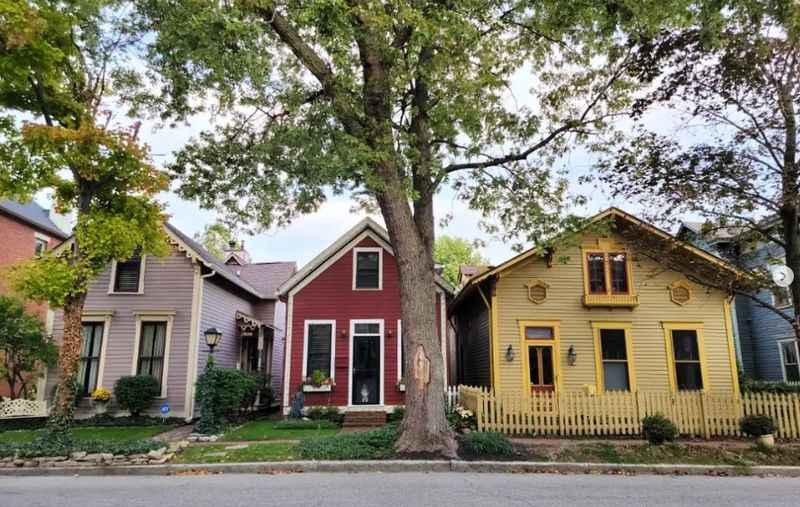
[78,322,104,397]
[592,323,634,392]
[304,321,334,379]
[779,339,800,382]
[34,237,48,256]
[667,327,705,391]
[137,321,167,390]
[353,248,382,290]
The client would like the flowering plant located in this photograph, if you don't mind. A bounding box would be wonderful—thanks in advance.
[90,387,112,402]
[447,404,476,431]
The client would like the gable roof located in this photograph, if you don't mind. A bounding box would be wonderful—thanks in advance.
[0,199,69,239]
[459,207,749,295]
[277,217,454,296]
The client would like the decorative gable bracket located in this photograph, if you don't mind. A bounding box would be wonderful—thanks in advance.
[525,279,550,304]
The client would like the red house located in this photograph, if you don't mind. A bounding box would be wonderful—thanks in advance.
[278,218,453,417]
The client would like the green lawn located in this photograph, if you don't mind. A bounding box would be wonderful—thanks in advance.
[174,443,296,463]
[222,420,339,441]
[0,426,168,444]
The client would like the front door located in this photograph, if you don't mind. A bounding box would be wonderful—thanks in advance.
[527,345,555,393]
[352,334,380,405]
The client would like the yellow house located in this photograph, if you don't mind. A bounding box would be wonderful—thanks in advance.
[450,208,746,397]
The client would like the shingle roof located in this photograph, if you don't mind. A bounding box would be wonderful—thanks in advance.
[0,199,68,239]
[165,223,285,299]
[239,262,297,297]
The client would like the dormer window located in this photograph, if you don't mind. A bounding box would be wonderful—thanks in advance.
[111,253,144,293]
[353,247,382,290]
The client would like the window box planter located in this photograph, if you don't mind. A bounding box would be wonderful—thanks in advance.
[302,384,332,393]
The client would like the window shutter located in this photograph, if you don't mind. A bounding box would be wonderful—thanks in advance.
[114,255,141,292]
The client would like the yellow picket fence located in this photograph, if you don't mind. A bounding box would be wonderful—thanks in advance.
[458,385,800,439]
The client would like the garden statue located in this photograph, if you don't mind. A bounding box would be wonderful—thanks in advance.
[289,387,304,419]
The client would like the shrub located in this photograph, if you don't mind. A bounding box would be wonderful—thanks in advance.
[447,404,476,432]
[740,414,777,437]
[114,375,160,417]
[642,414,678,445]
[273,419,339,430]
[741,379,800,394]
[297,424,398,460]
[459,431,513,459]
[194,363,259,434]
[306,406,343,425]
[387,406,405,423]
[0,437,162,459]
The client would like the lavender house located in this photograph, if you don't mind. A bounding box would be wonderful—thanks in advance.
[42,223,295,420]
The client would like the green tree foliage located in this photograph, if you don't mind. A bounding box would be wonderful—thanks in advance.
[595,0,800,340]
[136,0,688,456]
[0,296,58,399]
[434,236,488,287]
[194,222,236,260]
[0,0,169,432]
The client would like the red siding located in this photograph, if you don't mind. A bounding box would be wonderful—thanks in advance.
[0,212,61,397]
[288,237,443,408]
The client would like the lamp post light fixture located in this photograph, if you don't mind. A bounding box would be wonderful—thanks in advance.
[204,327,223,354]
[567,345,577,366]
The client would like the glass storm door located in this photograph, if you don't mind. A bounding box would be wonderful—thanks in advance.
[527,345,555,393]
[352,334,380,405]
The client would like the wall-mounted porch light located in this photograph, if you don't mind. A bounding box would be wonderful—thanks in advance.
[567,345,577,366]
[505,344,515,362]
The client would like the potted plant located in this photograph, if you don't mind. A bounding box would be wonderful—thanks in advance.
[740,414,777,448]
[90,387,112,415]
[447,404,476,433]
[302,369,335,393]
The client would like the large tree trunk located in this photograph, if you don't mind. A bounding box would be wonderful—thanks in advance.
[379,184,457,458]
[49,287,87,433]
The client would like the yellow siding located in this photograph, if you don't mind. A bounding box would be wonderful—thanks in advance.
[493,232,735,395]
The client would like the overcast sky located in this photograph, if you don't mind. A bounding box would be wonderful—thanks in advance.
[36,65,688,268]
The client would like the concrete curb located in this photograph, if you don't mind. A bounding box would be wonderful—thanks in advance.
[2,460,800,478]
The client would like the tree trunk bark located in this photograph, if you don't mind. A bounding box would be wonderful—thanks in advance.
[778,83,800,342]
[49,285,87,431]
[378,184,457,458]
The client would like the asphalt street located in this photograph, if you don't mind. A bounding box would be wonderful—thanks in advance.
[1,472,798,507]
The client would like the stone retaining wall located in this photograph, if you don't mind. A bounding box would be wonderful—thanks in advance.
[0,441,188,469]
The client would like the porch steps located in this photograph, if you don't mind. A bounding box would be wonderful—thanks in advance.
[342,411,387,428]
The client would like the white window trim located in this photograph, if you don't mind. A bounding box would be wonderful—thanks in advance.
[777,338,800,382]
[397,319,403,383]
[108,255,147,295]
[131,313,174,399]
[80,313,112,394]
[34,233,49,255]
[348,319,384,406]
[352,247,383,290]
[302,320,336,380]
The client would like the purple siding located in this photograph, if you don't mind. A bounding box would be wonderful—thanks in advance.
[197,278,255,371]
[47,249,196,416]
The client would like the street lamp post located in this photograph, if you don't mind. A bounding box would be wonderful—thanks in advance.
[204,327,222,355]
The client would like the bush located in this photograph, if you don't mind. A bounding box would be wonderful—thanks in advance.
[459,431,513,459]
[195,363,259,434]
[387,406,405,424]
[297,424,398,460]
[306,406,344,425]
[741,379,800,394]
[114,375,161,417]
[740,414,777,437]
[642,414,678,445]
[273,419,339,430]
[0,437,162,459]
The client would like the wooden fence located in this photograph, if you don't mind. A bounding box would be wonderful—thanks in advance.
[458,386,800,439]
[445,385,459,412]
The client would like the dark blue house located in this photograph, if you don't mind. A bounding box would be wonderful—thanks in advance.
[678,222,799,382]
